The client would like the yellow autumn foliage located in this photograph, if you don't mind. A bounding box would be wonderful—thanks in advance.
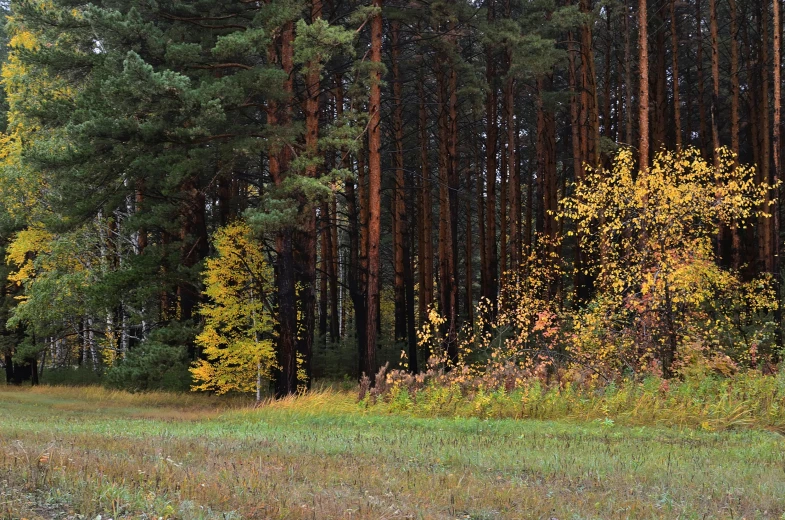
[559,147,778,377]
[190,221,277,400]
[415,148,779,390]
[1,7,72,219]
[6,225,53,290]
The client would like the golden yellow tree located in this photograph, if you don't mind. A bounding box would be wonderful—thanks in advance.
[191,222,277,401]
[561,147,777,377]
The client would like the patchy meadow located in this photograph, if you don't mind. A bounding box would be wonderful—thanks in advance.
[1,385,784,519]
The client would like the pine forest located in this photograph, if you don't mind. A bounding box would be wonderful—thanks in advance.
[1,0,785,399]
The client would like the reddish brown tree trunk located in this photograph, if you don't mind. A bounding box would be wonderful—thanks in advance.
[484,1,499,311]
[746,11,763,257]
[624,1,633,145]
[499,128,508,287]
[709,0,721,160]
[294,0,324,385]
[696,0,709,157]
[580,0,600,168]
[465,166,474,324]
[537,75,558,260]
[437,57,457,363]
[448,52,460,322]
[730,0,741,158]
[729,0,742,268]
[639,0,649,170]
[762,2,773,273]
[319,203,329,343]
[708,0,728,263]
[268,21,298,396]
[329,193,340,341]
[773,0,781,284]
[505,51,520,270]
[391,21,407,347]
[418,73,434,323]
[569,29,587,302]
[364,0,382,379]
[652,2,667,151]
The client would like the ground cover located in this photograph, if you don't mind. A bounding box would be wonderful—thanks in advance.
[1,385,784,519]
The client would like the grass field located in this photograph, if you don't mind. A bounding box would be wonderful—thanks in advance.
[1,385,784,519]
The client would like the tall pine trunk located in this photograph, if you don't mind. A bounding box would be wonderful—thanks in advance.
[709,0,721,160]
[580,0,600,168]
[537,75,558,263]
[729,0,742,268]
[391,21,407,348]
[505,49,520,269]
[418,71,434,323]
[624,0,633,145]
[651,1,667,150]
[670,0,682,150]
[295,0,324,385]
[465,165,474,324]
[696,0,709,157]
[709,0,728,263]
[761,1,773,273]
[484,2,499,312]
[772,0,782,345]
[638,0,649,170]
[437,57,458,363]
[364,0,383,379]
[569,29,586,302]
[269,21,298,396]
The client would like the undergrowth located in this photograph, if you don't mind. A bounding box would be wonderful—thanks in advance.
[365,367,785,432]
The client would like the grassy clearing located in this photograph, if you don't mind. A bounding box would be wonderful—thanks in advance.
[1,385,784,519]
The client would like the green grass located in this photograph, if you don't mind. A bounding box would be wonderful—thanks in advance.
[1,385,784,519]
[366,371,785,433]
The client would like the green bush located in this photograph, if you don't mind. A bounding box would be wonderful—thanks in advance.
[104,326,194,392]
[42,366,103,386]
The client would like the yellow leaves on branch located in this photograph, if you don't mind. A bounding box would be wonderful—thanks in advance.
[561,147,774,295]
[558,147,778,375]
[190,221,278,397]
[6,225,53,289]
[422,147,779,386]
